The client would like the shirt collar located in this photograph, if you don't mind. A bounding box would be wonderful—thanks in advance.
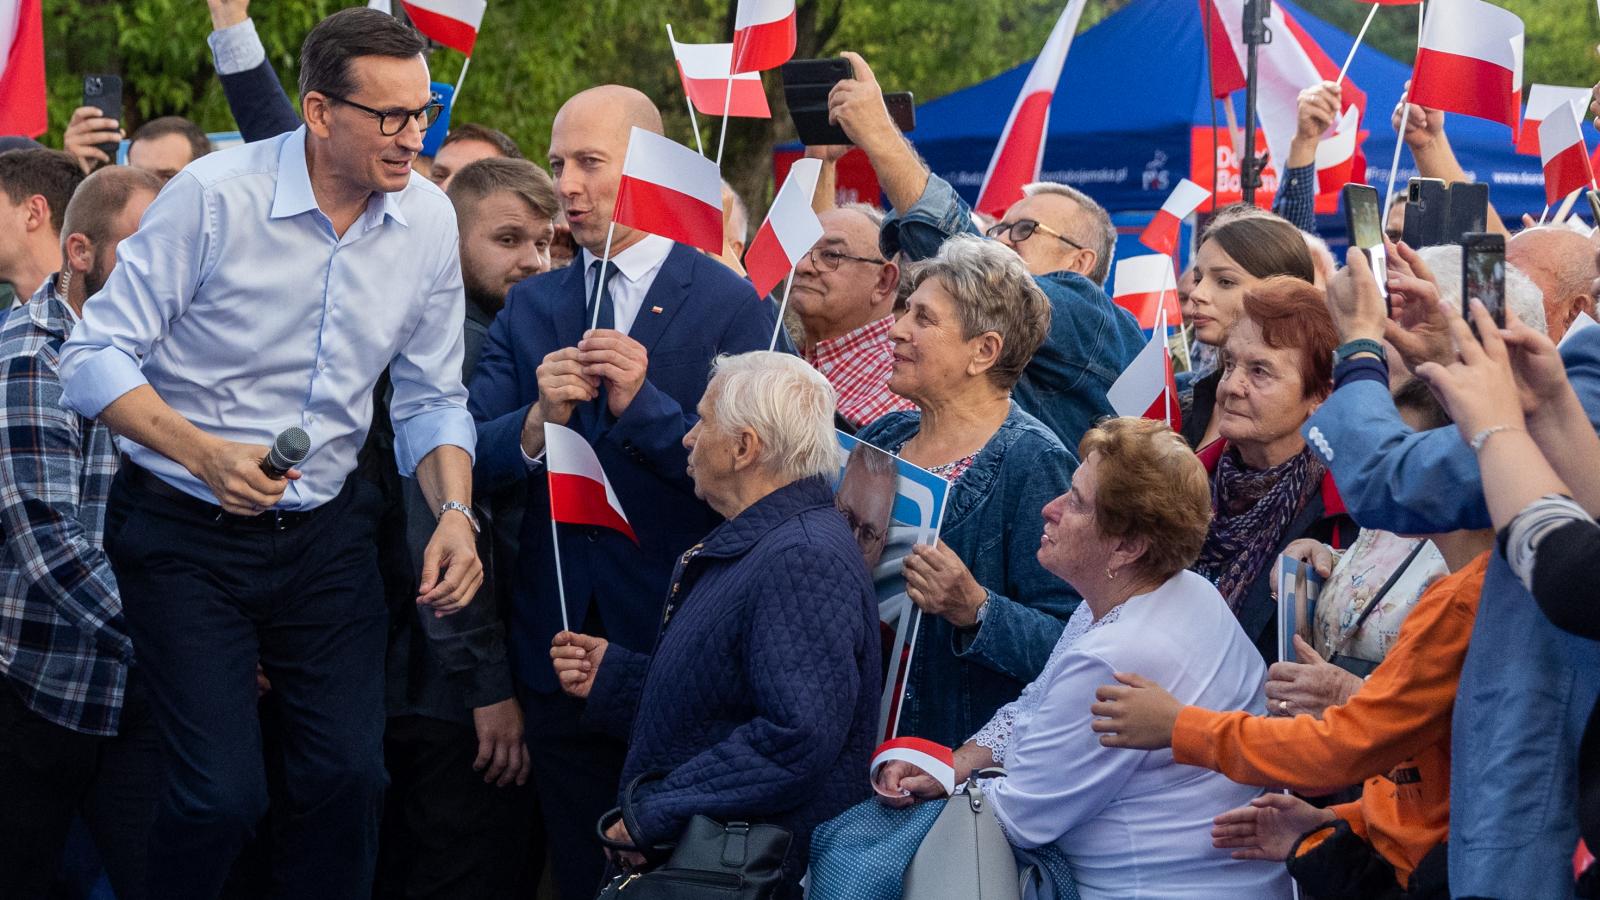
[26,273,73,338]
[581,233,673,284]
[270,126,409,228]
[807,314,897,360]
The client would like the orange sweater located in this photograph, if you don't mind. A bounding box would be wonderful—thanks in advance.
[1172,552,1489,885]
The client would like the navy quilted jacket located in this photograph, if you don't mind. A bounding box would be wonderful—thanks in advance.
[584,475,880,886]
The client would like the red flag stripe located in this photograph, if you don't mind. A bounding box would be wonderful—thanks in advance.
[548,473,637,543]
[0,0,47,137]
[1139,209,1183,257]
[677,64,771,118]
[1545,143,1595,206]
[730,14,796,74]
[1113,290,1181,332]
[744,221,792,298]
[400,1,481,55]
[976,91,1052,217]
[1412,49,1517,127]
[614,174,723,255]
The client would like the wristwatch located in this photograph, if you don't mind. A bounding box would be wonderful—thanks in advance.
[438,500,480,534]
[1333,338,1387,367]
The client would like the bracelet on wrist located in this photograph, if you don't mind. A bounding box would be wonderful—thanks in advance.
[1469,424,1523,453]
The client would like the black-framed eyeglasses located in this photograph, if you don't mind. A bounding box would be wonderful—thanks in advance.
[808,246,887,273]
[985,218,1085,250]
[322,93,442,136]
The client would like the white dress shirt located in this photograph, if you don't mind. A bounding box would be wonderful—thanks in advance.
[579,234,673,336]
[59,126,475,509]
[977,570,1293,900]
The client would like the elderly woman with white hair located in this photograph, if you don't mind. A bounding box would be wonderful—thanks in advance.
[550,351,881,895]
[856,235,1079,749]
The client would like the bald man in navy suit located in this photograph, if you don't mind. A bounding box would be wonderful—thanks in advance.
[467,85,776,899]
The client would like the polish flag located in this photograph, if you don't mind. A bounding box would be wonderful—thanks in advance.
[545,422,636,544]
[1517,84,1592,156]
[1315,105,1362,195]
[613,127,724,255]
[729,0,795,74]
[1108,310,1181,429]
[1410,0,1524,130]
[400,0,486,56]
[1539,100,1595,207]
[870,738,956,799]
[1111,254,1181,333]
[974,0,1089,218]
[670,34,770,119]
[745,158,823,298]
[1139,179,1208,256]
[0,0,46,137]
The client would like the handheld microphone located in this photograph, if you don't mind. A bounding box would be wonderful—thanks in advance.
[261,427,311,479]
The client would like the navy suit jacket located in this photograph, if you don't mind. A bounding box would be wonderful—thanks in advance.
[468,243,778,693]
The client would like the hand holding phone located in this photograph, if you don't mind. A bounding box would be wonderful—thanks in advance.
[1342,184,1387,306]
[1461,232,1506,338]
[783,54,914,147]
[81,75,124,165]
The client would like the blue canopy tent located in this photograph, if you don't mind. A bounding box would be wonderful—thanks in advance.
[778,0,1575,242]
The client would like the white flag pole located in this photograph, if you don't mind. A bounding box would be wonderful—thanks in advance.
[453,55,473,105]
[1540,203,1550,225]
[548,488,572,634]
[666,25,707,157]
[1336,3,1378,88]
[715,71,737,167]
[1383,3,1426,218]
[1159,307,1173,427]
[1555,187,1583,224]
[769,269,797,351]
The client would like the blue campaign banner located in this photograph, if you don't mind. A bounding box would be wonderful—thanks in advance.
[421,81,455,157]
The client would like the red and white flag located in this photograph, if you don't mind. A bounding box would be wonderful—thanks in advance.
[1517,84,1592,156]
[1410,0,1524,130]
[870,738,956,799]
[670,34,770,119]
[1539,100,1595,206]
[0,0,46,138]
[400,0,486,56]
[1315,105,1362,194]
[613,127,724,255]
[1111,254,1181,333]
[745,158,823,298]
[1107,310,1181,428]
[974,0,1088,218]
[1139,178,1208,256]
[729,0,795,74]
[545,422,636,544]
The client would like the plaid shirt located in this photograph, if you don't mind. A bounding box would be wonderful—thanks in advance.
[803,316,915,429]
[0,277,130,735]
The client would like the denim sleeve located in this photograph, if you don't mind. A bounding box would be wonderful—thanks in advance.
[1271,163,1317,234]
[879,174,983,263]
[955,442,1079,684]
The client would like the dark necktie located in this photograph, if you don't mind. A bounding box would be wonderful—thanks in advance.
[587,259,616,332]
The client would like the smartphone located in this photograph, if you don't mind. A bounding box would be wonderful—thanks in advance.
[1402,177,1448,249]
[781,58,914,146]
[82,74,123,165]
[1461,232,1506,335]
[1342,184,1387,305]
[1445,182,1489,244]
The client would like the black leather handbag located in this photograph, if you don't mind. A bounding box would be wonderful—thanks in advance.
[594,771,792,899]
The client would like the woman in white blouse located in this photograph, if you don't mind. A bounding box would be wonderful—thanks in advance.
[877,418,1291,899]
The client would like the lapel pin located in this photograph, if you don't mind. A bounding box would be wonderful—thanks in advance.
[651,305,664,314]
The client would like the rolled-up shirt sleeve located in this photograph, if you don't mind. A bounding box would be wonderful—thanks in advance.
[390,240,475,475]
[59,172,210,419]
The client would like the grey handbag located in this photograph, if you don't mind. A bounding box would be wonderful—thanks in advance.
[902,771,1021,900]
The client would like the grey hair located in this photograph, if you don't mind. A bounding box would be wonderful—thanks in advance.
[903,234,1051,390]
[838,201,885,231]
[721,180,749,245]
[1416,244,1547,336]
[1022,180,1116,285]
[708,351,839,482]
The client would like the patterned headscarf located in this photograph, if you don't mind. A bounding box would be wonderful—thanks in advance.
[1194,445,1325,611]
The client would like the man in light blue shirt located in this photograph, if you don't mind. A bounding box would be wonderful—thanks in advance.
[57,9,481,897]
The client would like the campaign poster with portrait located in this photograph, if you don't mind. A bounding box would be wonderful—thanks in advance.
[831,431,950,739]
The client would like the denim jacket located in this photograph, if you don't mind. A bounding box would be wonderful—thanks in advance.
[857,402,1081,749]
[1302,331,1600,899]
[880,174,1146,452]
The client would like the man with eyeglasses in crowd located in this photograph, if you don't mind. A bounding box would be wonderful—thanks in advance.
[785,198,915,430]
[821,52,1146,451]
[57,9,481,897]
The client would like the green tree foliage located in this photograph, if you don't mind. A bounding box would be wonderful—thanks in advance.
[40,0,1594,216]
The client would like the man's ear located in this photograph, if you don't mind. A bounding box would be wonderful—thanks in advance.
[23,194,51,234]
[64,232,94,275]
[731,427,763,472]
[303,93,334,139]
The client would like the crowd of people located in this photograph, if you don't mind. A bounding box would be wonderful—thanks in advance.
[0,3,1596,900]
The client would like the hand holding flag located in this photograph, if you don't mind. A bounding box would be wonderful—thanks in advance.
[1409,0,1524,130]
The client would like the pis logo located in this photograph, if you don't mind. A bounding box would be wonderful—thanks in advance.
[1142,150,1171,192]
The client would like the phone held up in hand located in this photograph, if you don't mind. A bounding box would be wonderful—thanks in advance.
[781,57,915,147]
[1460,231,1506,338]
[1341,183,1387,309]
[82,74,123,165]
